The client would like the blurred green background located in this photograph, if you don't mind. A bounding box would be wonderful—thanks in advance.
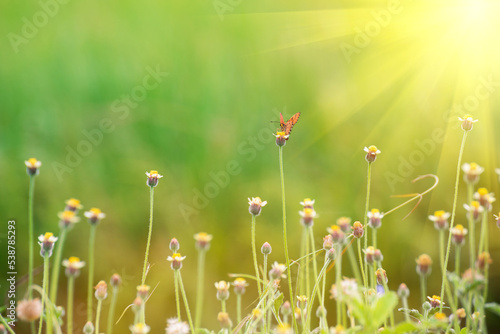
[2,0,500,332]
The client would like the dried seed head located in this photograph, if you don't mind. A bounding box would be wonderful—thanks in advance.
[261,242,272,255]
[25,158,42,176]
[16,299,42,322]
[364,145,381,163]
[248,197,267,216]
[416,254,432,277]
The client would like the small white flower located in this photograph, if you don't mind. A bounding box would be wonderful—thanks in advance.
[38,233,58,244]
[166,318,190,334]
[25,158,42,169]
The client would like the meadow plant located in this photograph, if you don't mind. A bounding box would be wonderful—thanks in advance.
[9,114,500,334]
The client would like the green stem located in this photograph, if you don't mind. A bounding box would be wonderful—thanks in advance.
[439,230,445,274]
[263,253,268,333]
[38,255,49,334]
[347,243,361,285]
[195,249,206,329]
[372,228,377,250]
[142,186,155,285]
[299,226,307,296]
[95,299,102,334]
[305,258,331,332]
[50,228,67,304]
[0,313,16,334]
[402,297,410,323]
[357,238,367,298]
[278,146,299,334]
[420,276,426,306]
[454,247,460,310]
[363,162,372,285]
[174,270,181,320]
[107,286,119,334]
[221,300,226,313]
[467,184,476,270]
[251,214,263,297]
[237,294,242,325]
[305,228,310,299]
[67,276,74,334]
[87,224,97,322]
[440,130,468,312]
[481,210,489,303]
[28,175,35,299]
[336,243,343,326]
[178,271,196,334]
[308,227,322,303]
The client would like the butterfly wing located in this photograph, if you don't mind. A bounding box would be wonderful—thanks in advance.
[284,112,301,138]
[279,113,285,127]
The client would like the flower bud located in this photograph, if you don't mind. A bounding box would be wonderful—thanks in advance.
[215,281,230,301]
[269,262,286,280]
[194,232,213,251]
[110,273,122,288]
[477,252,492,271]
[374,248,383,262]
[416,254,432,277]
[0,324,6,334]
[132,297,143,313]
[364,246,376,264]
[352,221,364,238]
[94,281,108,300]
[397,283,410,299]
[495,213,500,229]
[25,158,42,176]
[275,132,288,147]
[323,235,334,249]
[336,217,351,233]
[38,233,58,257]
[261,242,272,255]
[422,301,432,311]
[375,268,387,285]
[281,301,292,317]
[459,115,477,131]
[169,238,180,252]
[316,305,326,318]
[145,170,163,187]
[136,285,150,300]
[232,278,249,295]
[248,197,267,216]
[83,321,95,334]
[326,248,336,261]
[84,208,106,225]
[364,146,381,163]
[217,312,232,329]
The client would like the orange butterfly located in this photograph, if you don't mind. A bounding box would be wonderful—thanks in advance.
[279,112,301,139]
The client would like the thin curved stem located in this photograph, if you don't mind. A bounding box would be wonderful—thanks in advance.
[95,299,103,334]
[440,131,468,312]
[107,286,119,334]
[251,214,262,297]
[466,184,476,271]
[87,224,97,321]
[278,146,298,334]
[174,270,181,320]
[309,227,321,303]
[67,276,75,334]
[363,163,372,284]
[50,228,67,304]
[178,271,196,334]
[305,258,331,332]
[195,249,206,329]
[142,186,155,285]
[357,238,367,299]
[28,175,35,299]
[38,255,49,334]
[0,314,15,334]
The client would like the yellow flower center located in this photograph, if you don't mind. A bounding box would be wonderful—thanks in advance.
[455,224,464,231]
[67,198,81,206]
[62,210,76,219]
[472,201,480,208]
[464,114,473,120]
[172,253,183,260]
[371,208,380,214]
[434,312,446,320]
[135,324,145,329]
[304,198,312,203]
[277,131,286,136]
[478,188,488,196]
[69,256,80,263]
[28,158,38,165]
[149,170,158,176]
[330,225,340,231]
[434,210,445,217]
[432,295,441,300]
[304,208,313,214]
[44,232,54,239]
[90,208,102,215]
[470,162,478,170]
[335,325,345,331]
[366,246,375,253]
[252,308,262,317]
[368,145,378,152]
[235,278,246,284]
